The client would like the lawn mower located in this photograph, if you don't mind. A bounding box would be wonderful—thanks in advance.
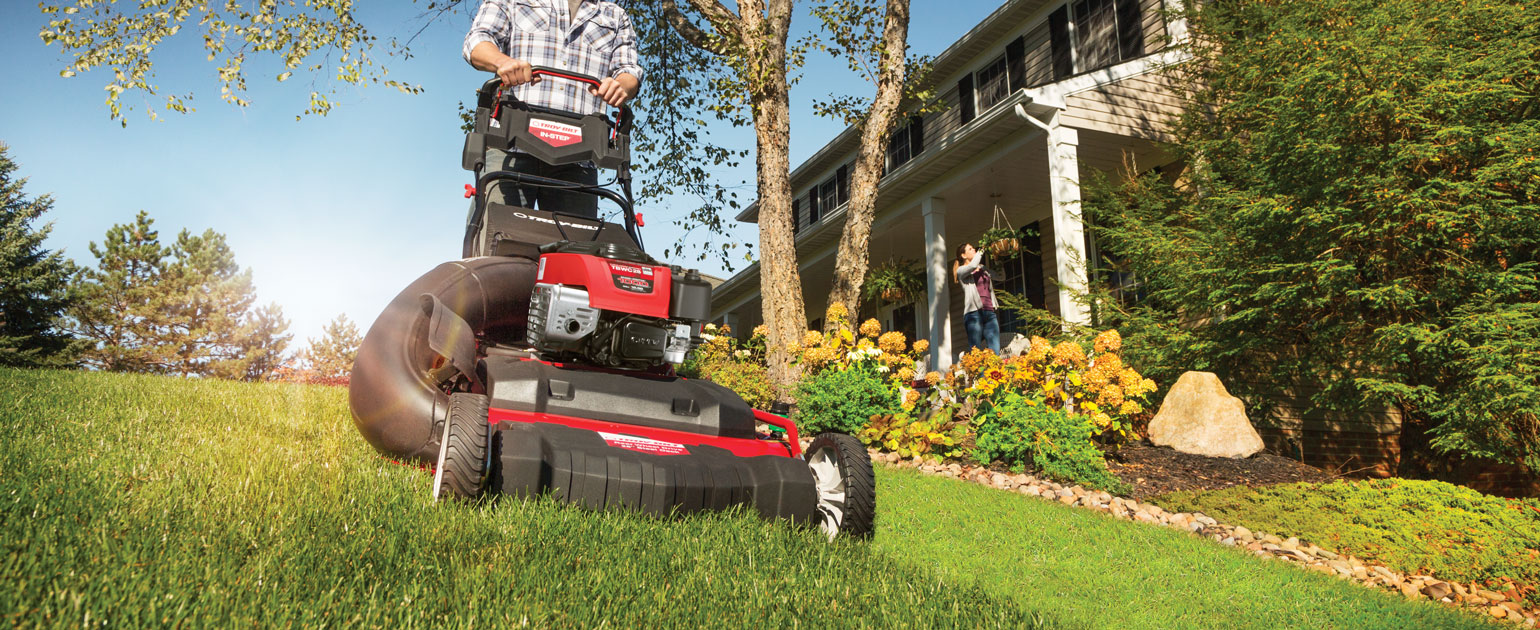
[348,68,875,539]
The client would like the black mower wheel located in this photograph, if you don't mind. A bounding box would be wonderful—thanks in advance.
[432,393,491,501]
[804,432,876,540]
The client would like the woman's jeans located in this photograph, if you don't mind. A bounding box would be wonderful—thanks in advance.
[964,309,1000,353]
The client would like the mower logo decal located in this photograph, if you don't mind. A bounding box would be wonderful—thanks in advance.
[608,262,655,294]
[599,432,688,456]
[529,118,583,148]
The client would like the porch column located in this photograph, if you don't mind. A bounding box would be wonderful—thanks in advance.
[922,197,953,369]
[721,312,741,338]
[1046,123,1092,327]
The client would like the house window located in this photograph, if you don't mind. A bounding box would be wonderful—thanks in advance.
[837,165,850,205]
[975,55,1010,112]
[819,177,839,217]
[994,223,1047,335]
[792,196,801,235]
[889,302,919,341]
[887,124,912,171]
[1051,0,1145,80]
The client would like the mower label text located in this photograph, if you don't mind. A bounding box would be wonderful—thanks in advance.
[608,262,655,294]
[599,432,688,456]
[529,118,583,148]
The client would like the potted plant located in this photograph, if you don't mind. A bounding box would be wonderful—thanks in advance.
[978,226,1021,259]
[863,258,925,303]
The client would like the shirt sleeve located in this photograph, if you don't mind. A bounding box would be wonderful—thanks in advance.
[955,252,982,279]
[464,0,511,66]
[608,9,646,85]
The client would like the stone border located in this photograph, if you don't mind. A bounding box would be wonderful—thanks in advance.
[866,449,1537,626]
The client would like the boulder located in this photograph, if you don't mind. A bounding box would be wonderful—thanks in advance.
[1148,372,1265,458]
[1001,333,1031,358]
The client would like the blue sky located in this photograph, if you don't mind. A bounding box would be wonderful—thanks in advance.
[0,2,998,346]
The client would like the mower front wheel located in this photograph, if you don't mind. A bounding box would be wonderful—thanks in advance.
[432,393,491,501]
[805,432,876,540]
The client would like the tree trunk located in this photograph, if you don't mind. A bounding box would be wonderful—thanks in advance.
[740,0,805,400]
[826,0,912,327]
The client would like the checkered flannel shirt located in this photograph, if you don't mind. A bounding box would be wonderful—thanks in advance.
[463,0,645,117]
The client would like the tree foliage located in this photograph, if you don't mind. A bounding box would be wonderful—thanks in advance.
[37,0,424,124]
[0,143,80,369]
[1083,0,1540,471]
[307,313,362,380]
[67,211,292,380]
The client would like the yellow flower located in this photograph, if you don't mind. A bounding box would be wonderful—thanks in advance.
[904,389,922,406]
[1119,400,1143,416]
[878,331,907,355]
[896,366,916,382]
[752,324,769,339]
[719,324,732,336]
[1094,329,1123,354]
[802,330,824,349]
[859,318,882,338]
[912,339,930,355]
[1025,336,1052,363]
[924,371,942,386]
[857,337,875,351]
[1050,341,1086,367]
[1097,384,1125,408]
[826,302,849,323]
[802,346,836,369]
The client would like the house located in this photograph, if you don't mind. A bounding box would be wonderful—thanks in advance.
[708,0,1190,370]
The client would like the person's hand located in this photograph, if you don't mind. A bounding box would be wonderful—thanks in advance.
[590,77,633,107]
[494,57,541,88]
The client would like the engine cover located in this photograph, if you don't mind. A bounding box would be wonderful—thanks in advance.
[527,251,709,369]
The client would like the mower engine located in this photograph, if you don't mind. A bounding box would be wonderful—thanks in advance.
[526,241,712,370]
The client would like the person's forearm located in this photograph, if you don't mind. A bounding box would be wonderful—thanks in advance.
[615,72,640,99]
[469,41,510,73]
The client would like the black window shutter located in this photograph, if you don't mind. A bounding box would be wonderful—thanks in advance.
[1006,36,1027,92]
[1116,0,1144,61]
[957,75,975,125]
[792,197,801,233]
[908,116,925,158]
[837,165,850,205]
[809,188,820,223]
[1049,5,1072,80]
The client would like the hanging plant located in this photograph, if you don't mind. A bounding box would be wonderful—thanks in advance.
[978,204,1023,260]
[863,258,925,304]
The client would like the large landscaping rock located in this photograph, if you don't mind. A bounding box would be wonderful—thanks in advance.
[1149,372,1264,458]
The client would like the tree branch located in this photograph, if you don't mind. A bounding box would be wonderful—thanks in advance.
[664,0,740,53]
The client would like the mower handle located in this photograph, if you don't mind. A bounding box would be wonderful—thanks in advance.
[478,70,633,132]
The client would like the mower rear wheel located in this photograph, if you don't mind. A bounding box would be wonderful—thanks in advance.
[805,432,876,540]
[432,393,491,501]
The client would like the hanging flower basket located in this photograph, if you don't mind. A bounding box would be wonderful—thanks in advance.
[863,258,925,305]
[978,205,1023,261]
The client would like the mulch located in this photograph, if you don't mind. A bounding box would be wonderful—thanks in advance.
[1106,442,1337,500]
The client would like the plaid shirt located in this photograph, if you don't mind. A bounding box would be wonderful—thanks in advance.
[463,0,645,116]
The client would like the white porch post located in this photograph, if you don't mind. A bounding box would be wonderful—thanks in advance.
[1046,121,1092,327]
[922,197,953,369]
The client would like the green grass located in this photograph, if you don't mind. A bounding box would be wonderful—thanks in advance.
[0,368,1496,629]
[1153,480,1540,605]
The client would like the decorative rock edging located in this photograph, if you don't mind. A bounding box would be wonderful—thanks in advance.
[865,449,1538,626]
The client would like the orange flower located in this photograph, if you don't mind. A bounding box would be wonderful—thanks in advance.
[1025,336,1052,363]
[924,371,942,386]
[1093,329,1123,354]
[859,318,882,338]
[878,331,908,354]
[913,339,930,355]
[1050,341,1086,367]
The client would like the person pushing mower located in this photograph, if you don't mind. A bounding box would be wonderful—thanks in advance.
[464,0,645,219]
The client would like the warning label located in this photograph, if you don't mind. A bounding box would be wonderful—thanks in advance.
[599,432,688,456]
[529,118,584,148]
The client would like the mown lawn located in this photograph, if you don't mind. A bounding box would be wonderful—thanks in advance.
[1153,480,1540,606]
[0,368,1494,629]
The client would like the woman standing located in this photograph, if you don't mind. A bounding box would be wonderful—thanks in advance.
[953,242,1000,353]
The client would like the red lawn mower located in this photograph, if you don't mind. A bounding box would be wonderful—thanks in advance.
[348,68,875,539]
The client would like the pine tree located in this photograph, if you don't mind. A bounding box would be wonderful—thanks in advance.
[69,212,292,379]
[0,143,80,369]
[307,314,361,382]
[68,211,173,372]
